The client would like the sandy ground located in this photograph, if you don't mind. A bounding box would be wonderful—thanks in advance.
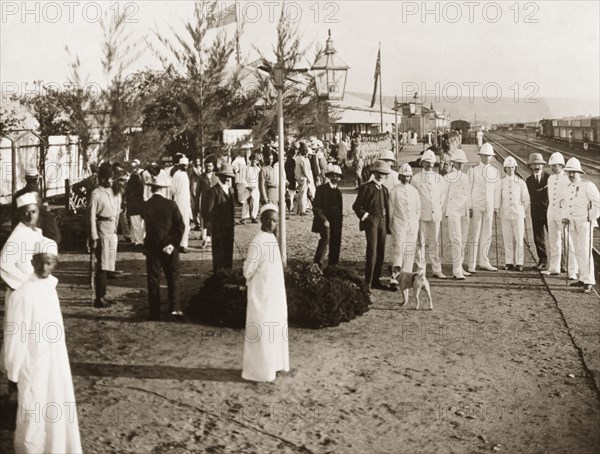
[1,144,600,453]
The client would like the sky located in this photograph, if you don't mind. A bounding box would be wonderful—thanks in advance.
[1,0,599,105]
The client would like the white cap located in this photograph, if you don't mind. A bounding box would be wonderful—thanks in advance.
[260,203,279,215]
[25,167,38,177]
[564,157,584,174]
[450,149,468,163]
[179,156,189,165]
[16,192,38,208]
[478,143,494,156]
[34,237,58,256]
[132,159,141,166]
[503,157,518,168]
[421,150,437,163]
[398,163,413,176]
[548,152,565,166]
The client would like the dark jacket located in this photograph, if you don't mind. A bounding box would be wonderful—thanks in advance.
[526,172,549,214]
[199,173,216,221]
[352,181,390,233]
[205,183,236,231]
[142,193,185,253]
[285,157,297,190]
[125,171,145,216]
[312,183,343,233]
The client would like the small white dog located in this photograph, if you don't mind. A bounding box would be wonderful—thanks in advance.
[389,269,433,310]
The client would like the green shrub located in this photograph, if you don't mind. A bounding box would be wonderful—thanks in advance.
[187,261,371,329]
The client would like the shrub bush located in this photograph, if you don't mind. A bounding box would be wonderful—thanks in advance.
[187,260,371,329]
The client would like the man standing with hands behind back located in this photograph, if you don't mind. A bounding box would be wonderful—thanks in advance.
[142,172,185,320]
[353,161,391,293]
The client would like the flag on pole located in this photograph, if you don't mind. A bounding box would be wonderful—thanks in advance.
[370,48,381,108]
[207,3,237,29]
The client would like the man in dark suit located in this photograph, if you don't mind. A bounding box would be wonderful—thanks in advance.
[312,165,343,267]
[525,153,549,270]
[142,172,185,320]
[205,164,236,272]
[352,161,391,293]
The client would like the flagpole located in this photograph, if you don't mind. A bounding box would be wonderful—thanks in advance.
[378,42,383,134]
[235,0,240,65]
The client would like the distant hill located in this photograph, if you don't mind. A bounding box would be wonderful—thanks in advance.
[346,92,600,125]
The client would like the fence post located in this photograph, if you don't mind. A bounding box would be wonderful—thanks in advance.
[65,178,70,212]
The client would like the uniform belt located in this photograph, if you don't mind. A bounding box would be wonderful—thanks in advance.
[97,216,116,222]
[267,185,278,189]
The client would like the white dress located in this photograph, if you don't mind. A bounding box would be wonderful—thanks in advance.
[0,222,44,373]
[4,274,83,454]
[242,231,290,382]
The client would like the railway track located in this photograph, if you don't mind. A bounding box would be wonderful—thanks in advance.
[485,134,600,275]
[488,131,600,175]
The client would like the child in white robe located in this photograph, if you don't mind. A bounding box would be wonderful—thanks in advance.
[4,238,83,454]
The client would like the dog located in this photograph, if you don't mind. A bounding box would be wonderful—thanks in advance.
[389,268,433,310]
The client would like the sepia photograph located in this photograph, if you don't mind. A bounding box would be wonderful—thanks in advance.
[1,1,599,452]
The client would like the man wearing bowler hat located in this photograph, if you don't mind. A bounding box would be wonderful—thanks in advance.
[142,172,185,320]
[205,164,237,272]
[525,152,549,270]
[312,164,344,267]
[353,161,391,293]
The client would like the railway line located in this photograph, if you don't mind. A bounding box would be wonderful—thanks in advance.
[485,134,600,279]
[487,131,600,175]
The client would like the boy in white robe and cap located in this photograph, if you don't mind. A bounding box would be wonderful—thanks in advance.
[1,192,44,372]
[4,237,83,454]
[242,204,290,382]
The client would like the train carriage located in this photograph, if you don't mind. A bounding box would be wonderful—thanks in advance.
[538,116,599,151]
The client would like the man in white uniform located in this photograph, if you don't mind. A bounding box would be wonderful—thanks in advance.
[231,151,247,205]
[89,163,121,308]
[240,154,261,223]
[1,193,44,372]
[242,204,289,382]
[467,143,501,272]
[171,156,193,252]
[413,149,447,279]
[389,163,421,290]
[499,157,530,271]
[4,237,83,454]
[561,158,600,294]
[542,152,578,279]
[443,149,472,279]
[476,128,484,147]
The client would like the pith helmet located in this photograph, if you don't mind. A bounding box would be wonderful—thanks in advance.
[564,157,584,174]
[370,161,391,175]
[325,164,343,176]
[398,163,413,176]
[527,153,546,165]
[450,149,468,163]
[478,143,494,156]
[503,157,518,168]
[378,150,396,162]
[548,152,565,166]
[421,149,437,163]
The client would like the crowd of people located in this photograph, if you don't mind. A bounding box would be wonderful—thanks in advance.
[1,129,599,452]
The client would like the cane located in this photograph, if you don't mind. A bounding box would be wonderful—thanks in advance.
[494,212,499,269]
[589,217,594,283]
[564,222,570,287]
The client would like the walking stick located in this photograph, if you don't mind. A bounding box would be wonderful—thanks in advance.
[494,212,499,269]
[564,222,569,287]
[589,217,594,283]
[89,241,95,305]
